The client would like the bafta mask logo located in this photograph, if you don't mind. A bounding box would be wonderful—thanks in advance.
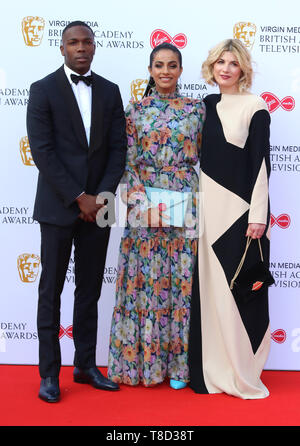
[22,16,45,47]
[17,253,40,283]
[130,79,148,101]
[233,22,256,49]
[20,136,35,166]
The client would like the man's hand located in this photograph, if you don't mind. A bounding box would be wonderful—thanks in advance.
[76,193,104,222]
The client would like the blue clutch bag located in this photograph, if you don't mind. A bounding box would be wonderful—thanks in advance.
[145,186,191,227]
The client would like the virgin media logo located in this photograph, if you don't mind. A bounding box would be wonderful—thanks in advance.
[261,92,295,113]
[150,29,187,49]
[271,213,291,229]
[59,325,73,339]
[271,329,286,344]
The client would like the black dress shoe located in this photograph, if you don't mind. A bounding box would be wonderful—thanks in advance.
[73,367,119,391]
[38,377,60,403]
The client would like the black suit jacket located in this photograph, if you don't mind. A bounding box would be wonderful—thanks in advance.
[26,65,127,226]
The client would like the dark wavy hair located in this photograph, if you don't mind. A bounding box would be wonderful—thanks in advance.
[143,43,182,97]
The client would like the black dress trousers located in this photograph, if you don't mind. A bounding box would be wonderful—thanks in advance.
[37,219,110,378]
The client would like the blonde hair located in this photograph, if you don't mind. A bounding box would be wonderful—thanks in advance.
[202,39,253,92]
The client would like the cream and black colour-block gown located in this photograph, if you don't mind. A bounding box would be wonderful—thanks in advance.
[188,92,271,399]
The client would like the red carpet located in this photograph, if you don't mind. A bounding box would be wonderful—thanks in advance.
[0,365,299,426]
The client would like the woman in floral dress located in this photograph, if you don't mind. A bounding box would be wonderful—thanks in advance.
[107,43,205,388]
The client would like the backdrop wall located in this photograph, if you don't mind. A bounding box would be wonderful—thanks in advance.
[1,0,299,369]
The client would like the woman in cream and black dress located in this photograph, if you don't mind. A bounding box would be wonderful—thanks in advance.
[189,39,272,399]
[108,43,205,389]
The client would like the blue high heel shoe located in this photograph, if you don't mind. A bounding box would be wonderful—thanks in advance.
[170,379,187,390]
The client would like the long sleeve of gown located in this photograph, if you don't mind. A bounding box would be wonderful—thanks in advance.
[121,102,151,224]
[247,108,271,225]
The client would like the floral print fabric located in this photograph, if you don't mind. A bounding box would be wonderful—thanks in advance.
[107,89,205,386]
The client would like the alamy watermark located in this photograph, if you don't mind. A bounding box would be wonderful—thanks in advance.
[95,185,204,238]
[0,330,6,352]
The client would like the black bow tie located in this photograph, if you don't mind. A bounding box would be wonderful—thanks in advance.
[71,74,93,86]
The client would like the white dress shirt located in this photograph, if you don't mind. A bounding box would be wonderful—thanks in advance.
[64,64,92,146]
[64,64,92,200]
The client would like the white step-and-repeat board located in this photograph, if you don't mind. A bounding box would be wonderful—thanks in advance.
[1,0,299,369]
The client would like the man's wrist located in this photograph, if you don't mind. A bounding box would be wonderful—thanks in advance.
[75,191,86,202]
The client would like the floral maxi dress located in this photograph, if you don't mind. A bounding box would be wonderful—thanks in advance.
[107,89,205,386]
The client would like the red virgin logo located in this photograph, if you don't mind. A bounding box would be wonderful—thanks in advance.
[59,325,73,339]
[271,213,291,229]
[261,92,295,113]
[271,329,286,343]
[150,29,187,49]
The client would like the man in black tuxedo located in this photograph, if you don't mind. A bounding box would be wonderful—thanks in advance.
[27,21,127,402]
